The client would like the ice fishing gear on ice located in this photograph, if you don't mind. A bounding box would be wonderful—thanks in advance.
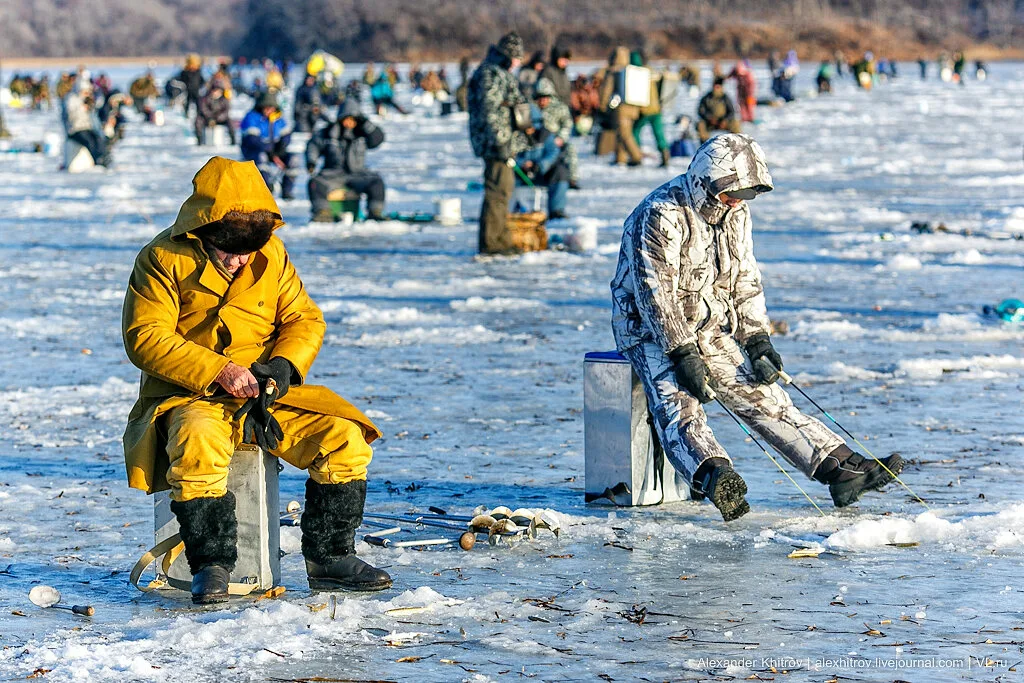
[362,506,562,549]
[28,586,94,616]
[363,512,477,550]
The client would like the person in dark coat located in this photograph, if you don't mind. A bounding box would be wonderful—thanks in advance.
[177,55,206,118]
[195,85,235,146]
[306,100,387,222]
[540,46,572,105]
[293,75,324,133]
[696,77,741,142]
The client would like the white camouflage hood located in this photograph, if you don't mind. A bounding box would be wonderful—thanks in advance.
[684,133,773,224]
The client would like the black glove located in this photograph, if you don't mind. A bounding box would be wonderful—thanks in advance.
[744,333,783,384]
[252,357,293,402]
[233,358,295,451]
[235,398,284,451]
[668,343,715,404]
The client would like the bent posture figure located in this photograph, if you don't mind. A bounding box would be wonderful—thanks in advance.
[122,157,391,603]
[611,134,903,520]
[306,102,386,222]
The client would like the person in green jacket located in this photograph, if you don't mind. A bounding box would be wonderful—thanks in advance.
[630,50,671,168]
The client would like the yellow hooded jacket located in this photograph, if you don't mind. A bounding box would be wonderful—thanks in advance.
[122,157,380,494]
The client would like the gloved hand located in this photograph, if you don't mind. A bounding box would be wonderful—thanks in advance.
[668,343,715,404]
[233,358,295,451]
[235,398,284,451]
[252,357,294,402]
[744,333,783,384]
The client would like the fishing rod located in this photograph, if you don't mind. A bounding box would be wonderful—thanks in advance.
[768,364,929,509]
[706,383,827,516]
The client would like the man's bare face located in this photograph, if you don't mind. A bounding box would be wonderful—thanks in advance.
[210,246,251,275]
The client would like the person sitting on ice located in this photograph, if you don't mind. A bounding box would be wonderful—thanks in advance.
[305,100,387,223]
[240,92,299,199]
[610,133,904,521]
[514,79,573,218]
[61,81,110,167]
[194,84,235,146]
[696,77,742,142]
[121,157,390,603]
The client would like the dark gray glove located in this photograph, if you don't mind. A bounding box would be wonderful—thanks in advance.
[668,343,715,404]
[744,333,783,384]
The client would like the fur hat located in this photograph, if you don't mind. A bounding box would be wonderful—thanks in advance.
[196,209,278,254]
[496,32,524,61]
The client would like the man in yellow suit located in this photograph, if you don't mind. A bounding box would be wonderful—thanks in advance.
[122,157,391,604]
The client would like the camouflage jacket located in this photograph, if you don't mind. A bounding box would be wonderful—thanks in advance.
[468,47,529,161]
[539,99,573,141]
[611,134,775,353]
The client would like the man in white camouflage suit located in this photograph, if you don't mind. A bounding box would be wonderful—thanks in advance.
[611,133,903,520]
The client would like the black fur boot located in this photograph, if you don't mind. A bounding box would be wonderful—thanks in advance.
[170,492,238,605]
[814,444,904,507]
[301,480,392,592]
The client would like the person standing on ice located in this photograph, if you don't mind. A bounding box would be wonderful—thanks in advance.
[468,31,533,254]
[610,134,904,521]
[121,157,391,603]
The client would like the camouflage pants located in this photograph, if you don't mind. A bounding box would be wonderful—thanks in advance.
[563,141,579,181]
[622,334,844,484]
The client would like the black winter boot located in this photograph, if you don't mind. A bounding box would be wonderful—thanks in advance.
[814,445,904,508]
[660,148,671,168]
[170,492,238,604]
[301,480,392,592]
[691,458,750,521]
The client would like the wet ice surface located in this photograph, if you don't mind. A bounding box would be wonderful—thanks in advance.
[1,62,1023,682]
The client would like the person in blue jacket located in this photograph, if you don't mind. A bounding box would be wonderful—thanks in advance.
[240,92,299,199]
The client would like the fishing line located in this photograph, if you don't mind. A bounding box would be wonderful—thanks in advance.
[775,370,930,509]
[710,392,826,517]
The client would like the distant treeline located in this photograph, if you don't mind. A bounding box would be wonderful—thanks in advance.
[2,0,1022,60]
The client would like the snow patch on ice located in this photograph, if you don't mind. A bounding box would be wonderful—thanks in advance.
[824,505,1024,552]
[895,354,1024,380]
[946,248,987,264]
[792,319,868,339]
[333,325,527,347]
[451,297,547,312]
[885,254,923,270]
[343,306,447,326]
